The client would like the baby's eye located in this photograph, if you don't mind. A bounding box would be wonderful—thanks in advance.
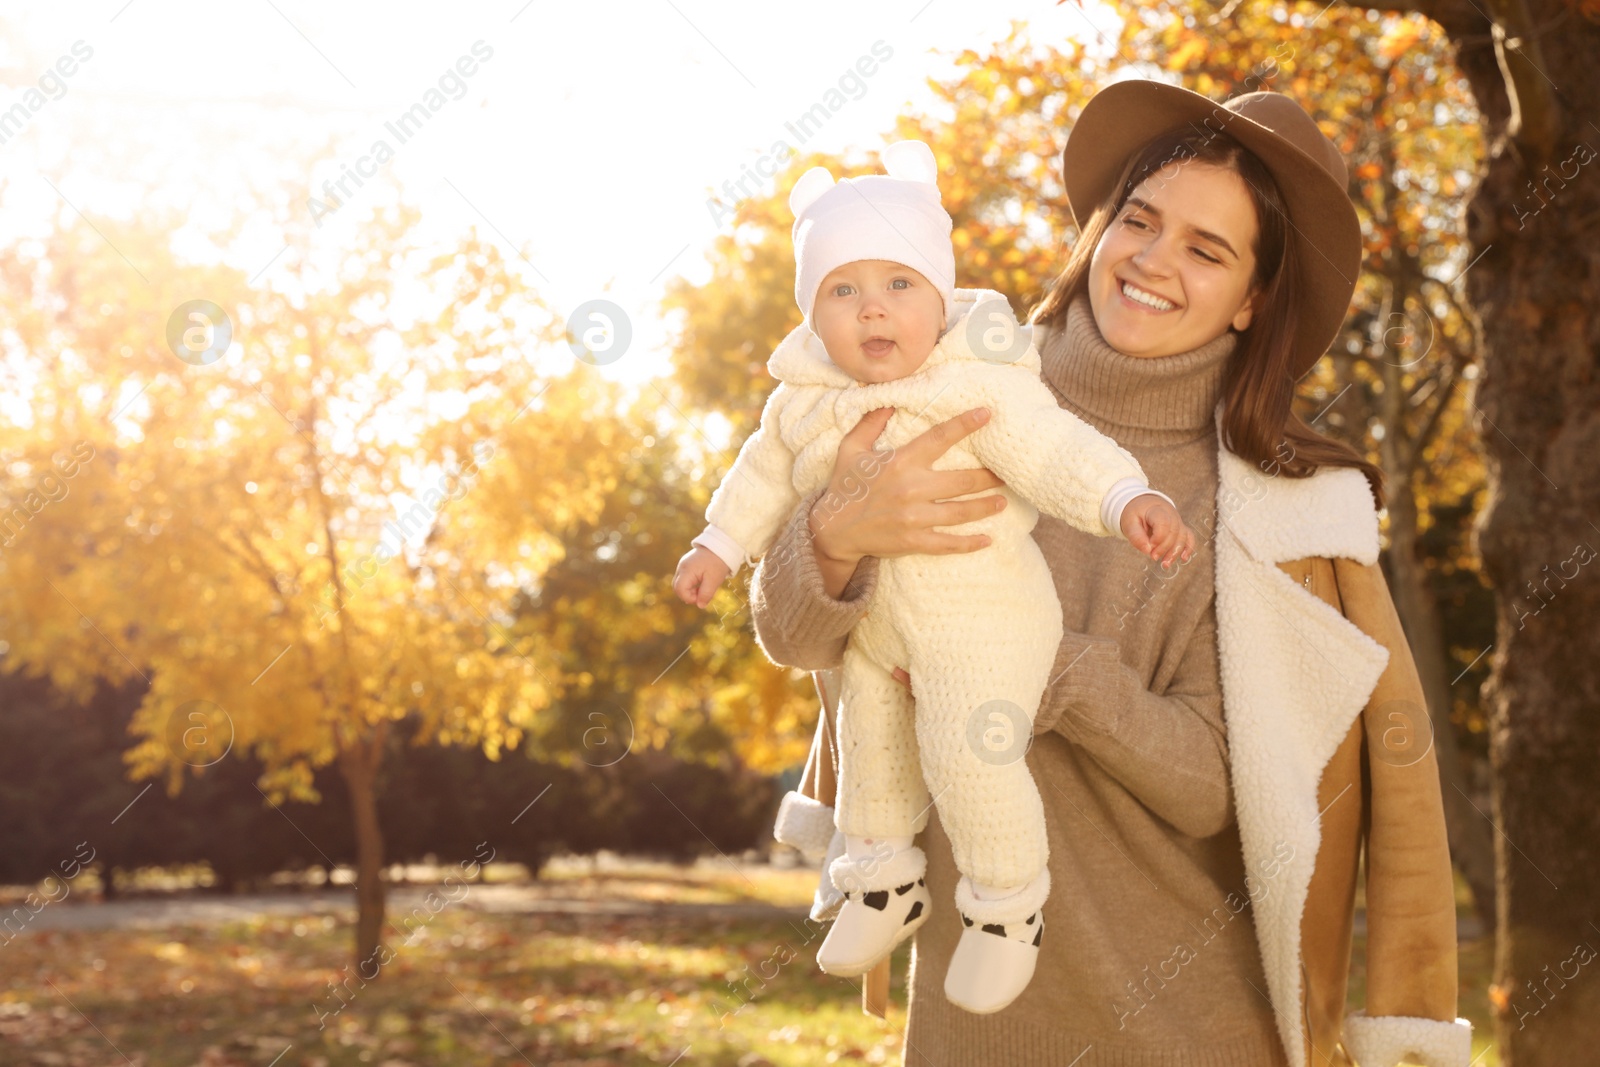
[832,283,855,297]
[890,278,910,290]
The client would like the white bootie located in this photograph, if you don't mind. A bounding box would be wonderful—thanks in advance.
[770,791,848,922]
[943,868,1050,1015]
[772,790,837,859]
[816,844,930,977]
[810,828,847,922]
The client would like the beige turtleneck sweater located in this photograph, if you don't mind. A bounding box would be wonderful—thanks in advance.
[747,293,1291,1066]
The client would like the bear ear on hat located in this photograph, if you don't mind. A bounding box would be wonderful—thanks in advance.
[880,140,938,186]
[789,166,837,219]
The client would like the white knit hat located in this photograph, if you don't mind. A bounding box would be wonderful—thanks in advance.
[789,139,956,333]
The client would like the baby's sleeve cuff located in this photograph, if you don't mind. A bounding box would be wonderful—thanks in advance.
[692,524,753,574]
[1099,477,1172,538]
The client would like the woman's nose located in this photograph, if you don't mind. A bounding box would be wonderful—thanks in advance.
[1133,235,1176,275]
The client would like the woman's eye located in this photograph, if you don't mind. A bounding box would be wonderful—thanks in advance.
[1193,249,1220,264]
[1122,216,1150,231]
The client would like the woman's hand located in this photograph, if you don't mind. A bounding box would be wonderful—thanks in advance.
[808,406,1008,596]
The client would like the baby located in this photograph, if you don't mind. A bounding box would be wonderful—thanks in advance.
[672,141,1195,1014]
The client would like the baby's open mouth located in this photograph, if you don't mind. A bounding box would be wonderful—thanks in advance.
[862,338,895,356]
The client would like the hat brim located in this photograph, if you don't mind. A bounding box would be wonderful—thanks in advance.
[1061,79,1362,381]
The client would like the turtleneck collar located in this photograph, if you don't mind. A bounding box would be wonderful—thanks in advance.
[1038,291,1237,446]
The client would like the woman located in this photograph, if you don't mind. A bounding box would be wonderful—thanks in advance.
[759,81,1473,1066]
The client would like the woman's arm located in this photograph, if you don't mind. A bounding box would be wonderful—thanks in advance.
[1029,614,1234,839]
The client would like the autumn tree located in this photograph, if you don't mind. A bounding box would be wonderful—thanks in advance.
[0,188,823,977]
[0,205,614,970]
[1350,0,1600,1057]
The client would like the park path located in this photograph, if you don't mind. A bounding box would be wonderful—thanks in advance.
[9,882,813,934]
[6,874,1484,938]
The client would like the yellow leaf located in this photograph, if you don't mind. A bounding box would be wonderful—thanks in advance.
[1166,37,1208,71]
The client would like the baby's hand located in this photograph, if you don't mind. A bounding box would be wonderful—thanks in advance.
[673,545,733,609]
[1119,493,1196,571]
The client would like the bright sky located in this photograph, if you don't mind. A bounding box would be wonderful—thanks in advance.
[0,1,1124,390]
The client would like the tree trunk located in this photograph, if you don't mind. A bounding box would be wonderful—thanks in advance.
[1388,0,1600,1058]
[1383,485,1498,925]
[339,734,388,976]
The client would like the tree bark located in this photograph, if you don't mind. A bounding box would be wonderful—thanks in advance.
[1382,0,1600,1058]
[339,727,388,975]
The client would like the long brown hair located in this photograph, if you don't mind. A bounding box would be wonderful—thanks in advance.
[1030,126,1385,508]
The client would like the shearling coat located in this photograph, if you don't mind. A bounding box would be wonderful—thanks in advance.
[776,397,1473,1067]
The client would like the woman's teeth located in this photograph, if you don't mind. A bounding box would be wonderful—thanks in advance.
[1121,282,1176,311]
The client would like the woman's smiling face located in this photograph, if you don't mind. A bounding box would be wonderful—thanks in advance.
[1088,161,1262,359]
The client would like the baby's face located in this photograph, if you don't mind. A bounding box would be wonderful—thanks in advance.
[812,260,944,385]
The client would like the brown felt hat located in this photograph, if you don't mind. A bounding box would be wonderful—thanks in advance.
[1061,79,1362,381]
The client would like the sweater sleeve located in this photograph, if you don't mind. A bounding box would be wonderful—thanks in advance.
[746,485,881,671]
[1030,613,1234,839]
[966,364,1149,537]
[703,384,803,565]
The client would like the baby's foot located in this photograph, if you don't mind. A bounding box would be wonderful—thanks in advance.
[943,870,1049,1014]
[815,845,931,977]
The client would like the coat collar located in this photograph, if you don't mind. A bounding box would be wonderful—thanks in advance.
[1211,406,1391,1067]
